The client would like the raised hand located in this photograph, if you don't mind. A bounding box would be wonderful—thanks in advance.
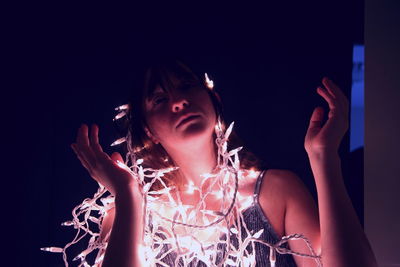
[304,77,350,155]
[71,124,138,197]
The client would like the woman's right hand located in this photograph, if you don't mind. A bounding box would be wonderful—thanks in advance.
[71,124,138,198]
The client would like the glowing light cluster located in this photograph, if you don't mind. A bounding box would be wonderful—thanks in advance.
[42,74,322,266]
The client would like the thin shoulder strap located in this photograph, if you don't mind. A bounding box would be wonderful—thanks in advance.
[253,169,267,200]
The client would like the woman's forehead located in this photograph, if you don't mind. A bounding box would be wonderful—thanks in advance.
[145,73,198,99]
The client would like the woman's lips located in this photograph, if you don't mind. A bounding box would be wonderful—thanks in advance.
[176,115,201,128]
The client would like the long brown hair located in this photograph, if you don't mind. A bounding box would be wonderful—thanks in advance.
[122,58,263,189]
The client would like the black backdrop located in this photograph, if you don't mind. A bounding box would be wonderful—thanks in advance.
[5,1,363,266]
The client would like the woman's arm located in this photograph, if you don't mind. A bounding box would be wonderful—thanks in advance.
[71,124,144,266]
[95,190,144,267]
[101,188,144,267]
[303,77,377,266]
[308,151,376,267]
[278,170,321,266]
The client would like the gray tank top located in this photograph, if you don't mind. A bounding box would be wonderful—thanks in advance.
[155,170,297,266]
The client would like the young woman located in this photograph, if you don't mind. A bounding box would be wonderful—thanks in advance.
[71,60,377,266]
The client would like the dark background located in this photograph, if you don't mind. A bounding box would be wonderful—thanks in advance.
[5,1,363,266]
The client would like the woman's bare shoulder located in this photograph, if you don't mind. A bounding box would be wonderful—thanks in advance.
[257,168,303,238]
[263,169,317,208]
[260,169,308,198]
[258,169,288,237]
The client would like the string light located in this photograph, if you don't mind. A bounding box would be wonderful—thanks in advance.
[110,137,126,147]
[113,111,126,121]
[42,74,322,266]
[205,73,214,90]
[114,104,129,111]
[41,247,63,253]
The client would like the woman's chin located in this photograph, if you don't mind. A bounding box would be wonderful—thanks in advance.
[177,121,214,143]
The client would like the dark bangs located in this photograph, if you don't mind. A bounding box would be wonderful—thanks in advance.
[143,60,202,102]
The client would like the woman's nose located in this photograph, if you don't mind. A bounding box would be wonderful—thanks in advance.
[172,98,189,112]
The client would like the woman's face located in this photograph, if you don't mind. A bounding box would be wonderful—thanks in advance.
[144,75,217,150]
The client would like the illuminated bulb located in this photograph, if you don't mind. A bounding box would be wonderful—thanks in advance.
[110,137,126,146]
[166,166,179,173]
[225,259,236,266]
[73,252,84,261]
[115,104,129,111]
[270,248,276,267]
[89,216,100,224]
[81,201,94,209]
[223,171,230,184]
[61,221,73,226]
[100,196,114,206]
[113,111,126,120]
[243,255,252,267]
[253,229,264,239]
[138,245,149,266]
[133,146,142,152]
[158,205,166,215]
[116,160,130,172]
[179,236,201,252]
[239,196,253,211]
[248,168,258,179]
[212,190,223,199]
[204,73,214,90]
[215,119,223,133]
[186,181,195,194]
[98,182,105,190]
[200,173,216,179]
[41,247,63,253]
[147,187,172,195]
[95,254,104,264]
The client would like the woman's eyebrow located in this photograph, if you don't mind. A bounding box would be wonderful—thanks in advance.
[147,86,166,100]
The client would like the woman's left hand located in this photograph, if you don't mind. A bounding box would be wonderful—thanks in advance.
[304,77,350,155]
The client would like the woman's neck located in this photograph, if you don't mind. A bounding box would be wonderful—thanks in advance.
[165,136,217,190]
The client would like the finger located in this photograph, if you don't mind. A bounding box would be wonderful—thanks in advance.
[307,106,324,133]
[75,125,99,164]
[322,77,349,109]
[317,86,338,111]
[322,77,344,98]
[77,124,90,147]
[90,124,103,152]
[72,141,96,166]
[71,143,93,174]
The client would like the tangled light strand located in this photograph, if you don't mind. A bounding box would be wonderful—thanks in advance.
[42,74,322,266]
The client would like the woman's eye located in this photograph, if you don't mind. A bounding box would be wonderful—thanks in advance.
[153,95,168,105]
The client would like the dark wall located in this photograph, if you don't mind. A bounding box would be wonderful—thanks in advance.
[5,1,363,266]
[365,0,400,264]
